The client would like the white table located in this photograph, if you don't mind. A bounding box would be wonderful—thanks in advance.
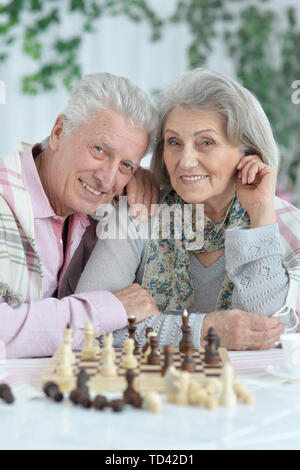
[0,349,300,450]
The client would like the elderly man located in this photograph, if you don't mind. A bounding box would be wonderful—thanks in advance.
[0,72,160,358]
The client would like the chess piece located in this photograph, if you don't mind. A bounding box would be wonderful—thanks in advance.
[57,344,74,378]
[101,342,117,377]
[204,396,218,409]
[92,394,108,410]
[174,371,190,406]
[100,332,117,377]
[204,327,220,365]
[123,369,143,408]
[188,380,208,406]
[164,365,180,403]
[145,392,162,413]
[161,345,174,376]
[128,315,139,354]
[63,324,76,365]
[0,383,15,404]
[219,362,237,407]
[103,333,116,361]
[77,369,90,397]
[43,381,64,402]
[122,338,138,370]
[181,338,195,372]
[203,377,222,395]
[108,399,124,412]
[179,310,193,354]
[81,322,100,361]
[147,335,160,365]
[233,382,254,404]
[69,388,91,408]
[142,327,153,354]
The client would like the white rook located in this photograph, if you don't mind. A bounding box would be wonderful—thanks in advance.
[0,80,6,104]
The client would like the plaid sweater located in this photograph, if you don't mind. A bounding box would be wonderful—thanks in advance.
[273,196,300,331]
[0,142,43,306]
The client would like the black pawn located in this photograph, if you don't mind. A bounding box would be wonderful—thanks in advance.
[204,327,220,365]
[128,315,139,354]
[43,381,63,402]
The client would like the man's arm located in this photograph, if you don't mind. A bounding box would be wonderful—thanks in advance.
[0,290,127,359]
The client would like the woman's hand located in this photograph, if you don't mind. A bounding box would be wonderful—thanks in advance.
[235,155,277,228]
[122,167,159,221]
[201,309,285,350]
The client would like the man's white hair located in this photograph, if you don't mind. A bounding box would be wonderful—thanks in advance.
[151,68,279,188]
[41,72,158,156]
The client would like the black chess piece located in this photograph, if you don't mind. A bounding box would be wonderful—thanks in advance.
[123,369,143,408]
[0,383,15,404]
[161,345,174,376]
[147,336,160,365]
[204,327,220,365]
[179,311,193,354]
[128,315,139,354]
[43,381,63,403]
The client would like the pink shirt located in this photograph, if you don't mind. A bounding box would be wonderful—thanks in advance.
[1,145,127,358]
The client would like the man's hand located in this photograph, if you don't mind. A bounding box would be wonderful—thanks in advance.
[201,309,285,350]
[113,283,162,323]
[124,167,159,221]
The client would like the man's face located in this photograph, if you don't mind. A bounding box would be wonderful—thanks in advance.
[48,108,149,216]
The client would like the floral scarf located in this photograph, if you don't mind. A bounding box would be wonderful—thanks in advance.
[141,190,250,312]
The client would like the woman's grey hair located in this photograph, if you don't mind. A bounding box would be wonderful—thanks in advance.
[151,68,279,188]
[41,72,158,156]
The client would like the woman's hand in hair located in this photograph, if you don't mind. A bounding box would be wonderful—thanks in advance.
[235,154,277,228]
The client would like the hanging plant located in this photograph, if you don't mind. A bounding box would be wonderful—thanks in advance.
[0,0,163,94]
[0,0,299,190]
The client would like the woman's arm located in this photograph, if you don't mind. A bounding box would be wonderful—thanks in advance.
[225,223,294,328]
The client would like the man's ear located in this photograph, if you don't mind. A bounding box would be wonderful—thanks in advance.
[49,114,66,151]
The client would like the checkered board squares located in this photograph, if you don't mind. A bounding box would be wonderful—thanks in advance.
[40,347,229,394]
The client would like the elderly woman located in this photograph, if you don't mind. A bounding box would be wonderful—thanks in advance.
[75,69,300,350]
[0,72,161,358]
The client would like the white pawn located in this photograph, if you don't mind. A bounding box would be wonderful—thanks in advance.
[174,371,190,406]
[219,362,237,407]
[233,382,255,404]
[122,338,138,370]
[145,392,162,413]
[164,365,180,403]
[57,344,74,378]
[81,322,99,360]
[103,332,115,361]
[144,332,157,358]
[101,347,117,377]
[63,326,76,365]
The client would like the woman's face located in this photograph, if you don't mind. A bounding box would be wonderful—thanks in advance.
[163,105,243,208]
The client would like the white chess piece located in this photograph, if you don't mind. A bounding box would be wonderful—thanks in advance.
[145,392,162,413]
[63,326,76,365]
[219,362,237,406]
[174,371,190,406]
[122,338,138,369]
[144,332,157,358]
[103,332,115,361]
[57,344,74,378]
[81,322,99,360]
[101,347,117,377]
[164,365,180,403]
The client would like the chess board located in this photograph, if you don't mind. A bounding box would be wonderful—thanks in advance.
[40,346,230,394]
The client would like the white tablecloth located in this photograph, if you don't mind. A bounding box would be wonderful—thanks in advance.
[0,349,300,450]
